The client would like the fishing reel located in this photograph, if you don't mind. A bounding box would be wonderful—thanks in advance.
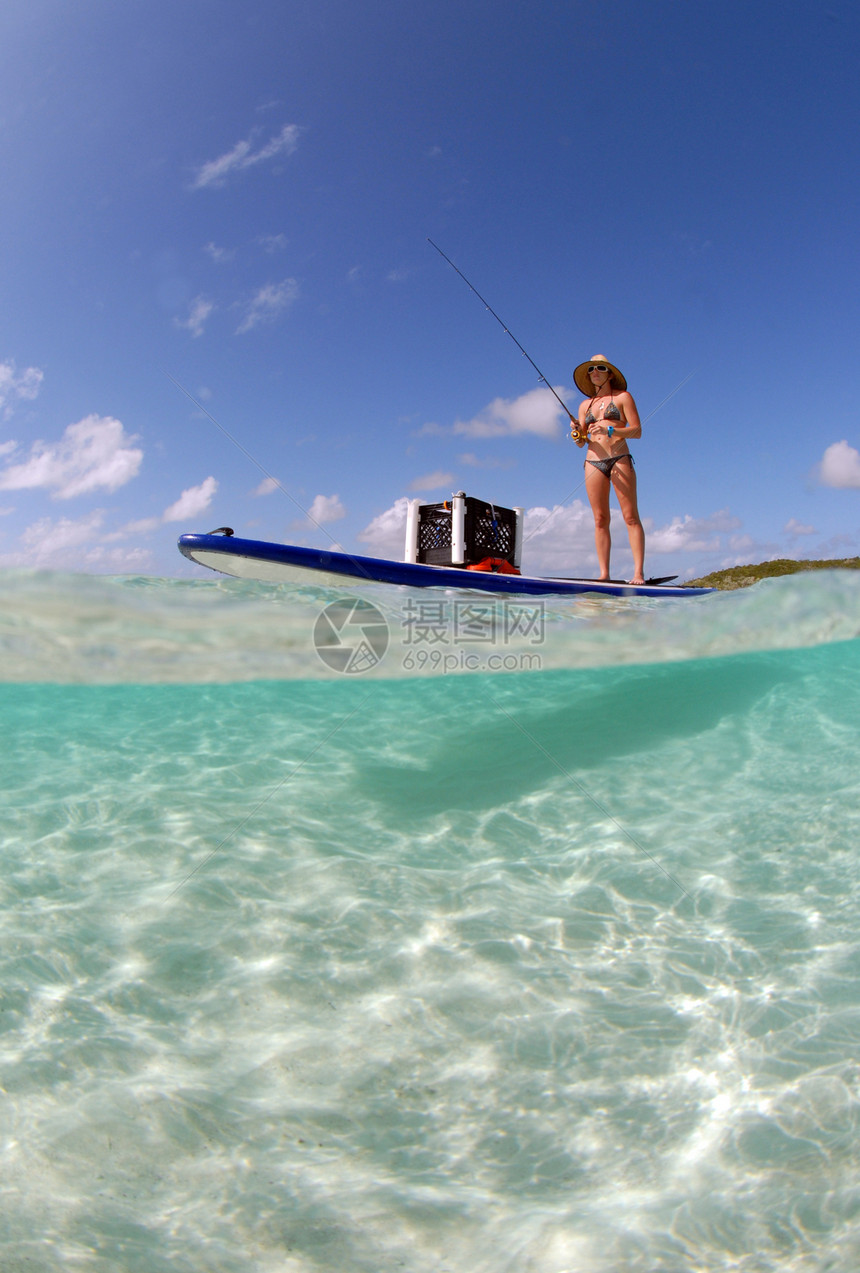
[569,424,586,445]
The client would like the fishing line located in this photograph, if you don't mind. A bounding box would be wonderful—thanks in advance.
[427,243,695,552]
[427,239,577,425]
[643,369,696,422]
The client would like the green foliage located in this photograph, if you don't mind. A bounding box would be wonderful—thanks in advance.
[686,558,860,590]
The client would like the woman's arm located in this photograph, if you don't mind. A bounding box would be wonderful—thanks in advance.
[617,392,641,440]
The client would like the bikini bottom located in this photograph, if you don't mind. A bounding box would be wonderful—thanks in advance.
[586,453,634,478]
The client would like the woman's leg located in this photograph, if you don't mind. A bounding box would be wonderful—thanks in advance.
[611,459,645,584]
[584,463,612,580]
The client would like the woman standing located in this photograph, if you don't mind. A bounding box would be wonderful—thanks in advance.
[571,355,645,585]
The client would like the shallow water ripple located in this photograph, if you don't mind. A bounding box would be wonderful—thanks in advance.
[0,576,859,1270]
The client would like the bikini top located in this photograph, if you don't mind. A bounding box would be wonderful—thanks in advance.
[584,400,621,426]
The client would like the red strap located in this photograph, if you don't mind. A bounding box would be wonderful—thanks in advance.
[466,557,521,575]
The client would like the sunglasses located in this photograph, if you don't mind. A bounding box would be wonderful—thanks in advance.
[588,364,609,372]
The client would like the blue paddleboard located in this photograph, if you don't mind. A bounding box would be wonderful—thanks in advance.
[178,532,714,598]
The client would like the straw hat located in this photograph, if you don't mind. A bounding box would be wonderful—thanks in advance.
[573,355,627,397]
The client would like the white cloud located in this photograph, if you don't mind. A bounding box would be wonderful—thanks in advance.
[175,296,214,338]
[358,496,411,558]
[727,534,759,556]
[203,242,234,263]
[519,501,596,574]
[85,546,155,571]
[784,517,816,536]
[236,279,299,333]
[409,470,454,492]
[0,510,156,571]
[258,234,287,253]
[20,509,105,555]
[108,478,219,538]
[450,386,569,439]
[253,476,280,496]
[192,124,302,190]
[162,476,218,522]
[250,124,301,165]
[458,452,516,470]
[308,494,345,524]
[801,530,860,559]
[110,516,162,537]
[817,440,860,489]
[0,359,43,418]
[0,415,142,498]
[645,509,742,554]
[524,504,761,578]
[0,471,222,567]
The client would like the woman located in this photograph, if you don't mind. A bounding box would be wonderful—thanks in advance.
[571,355,645,585]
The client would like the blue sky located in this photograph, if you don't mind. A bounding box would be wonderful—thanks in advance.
[1,0,858,580]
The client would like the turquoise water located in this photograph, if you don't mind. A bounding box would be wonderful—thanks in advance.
[2,569,860,1272]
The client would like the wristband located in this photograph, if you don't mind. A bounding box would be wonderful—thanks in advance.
[606,425,614,438]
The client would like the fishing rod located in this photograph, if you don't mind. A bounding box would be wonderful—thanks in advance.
[428,239,577,425]
[427,245,697,543]
[430,237,694,432]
